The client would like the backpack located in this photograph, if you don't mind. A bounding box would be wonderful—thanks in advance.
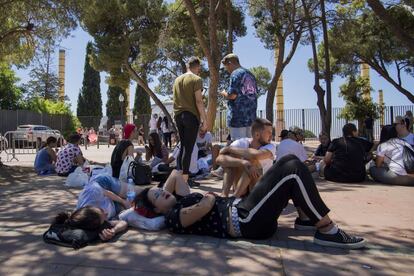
[128,161,152,185]
[43,223,100,249]
[402,144,414,174]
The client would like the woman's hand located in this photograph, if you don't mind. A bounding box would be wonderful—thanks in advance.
[99,228,115,241]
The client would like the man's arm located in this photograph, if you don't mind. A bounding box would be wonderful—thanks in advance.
[220,90,237,100]
[216,153,249,168]
[324,152,333,165]
[103,189,129,209]
[194,89,207,130]
[222,146,273,161]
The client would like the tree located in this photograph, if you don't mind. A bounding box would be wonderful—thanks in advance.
[182,0,246,129]
[77,42,102,127]
[248,0,306,122]
[78,0,175,129]
[250,66,272,97]
[0,62,23,109]
[133,83,151,136]
[338,76,380,133]
[23,39,60,101]
[330,6,414,102]
[0,0,77,66]
[106,86,127,125]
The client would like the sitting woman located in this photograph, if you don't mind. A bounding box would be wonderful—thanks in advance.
[145,132,169,172]
[321,123,373,183]
[110,123,138,179]
[34,137,57,175]
[369,125,414,186]
[54,206,127,242]
[134,155,366,249]
[56,133,85,177]
[314,132,331,158]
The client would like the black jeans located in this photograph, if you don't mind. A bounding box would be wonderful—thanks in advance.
[175,111,199,175]
[163,132,172,148]
[237,155,330,239]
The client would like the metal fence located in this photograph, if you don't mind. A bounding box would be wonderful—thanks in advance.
[0,110,72,135]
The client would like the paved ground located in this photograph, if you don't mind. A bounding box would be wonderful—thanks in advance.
[0,145,413,275]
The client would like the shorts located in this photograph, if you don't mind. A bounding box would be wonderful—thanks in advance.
[92,174,121,195]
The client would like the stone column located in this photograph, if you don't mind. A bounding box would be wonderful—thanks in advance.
[361,63,371,99]
[58,49,65,101]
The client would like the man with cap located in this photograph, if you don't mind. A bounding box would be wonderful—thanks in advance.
[395,116,414,146]
[220,53,258,141]
[110,123,139,179]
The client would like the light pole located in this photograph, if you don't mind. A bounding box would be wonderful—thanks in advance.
[119,93,124,126]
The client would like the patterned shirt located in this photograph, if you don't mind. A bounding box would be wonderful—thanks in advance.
[227,67,258,128]
[56,143,82,174]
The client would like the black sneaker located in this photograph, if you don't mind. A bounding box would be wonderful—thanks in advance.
[294,217,316,231]
[187,179,200,188]
[314,228,366,249]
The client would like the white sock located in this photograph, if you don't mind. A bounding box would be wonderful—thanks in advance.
[321,224,339,235]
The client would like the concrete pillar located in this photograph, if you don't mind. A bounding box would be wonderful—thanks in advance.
[379,89,385,126]
[58,50,65,101]
[361,63,370,99]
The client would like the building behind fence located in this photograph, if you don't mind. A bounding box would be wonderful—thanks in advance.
[1,105,413,142]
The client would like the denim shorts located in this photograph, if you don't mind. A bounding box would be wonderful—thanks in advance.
[91,174,121,195]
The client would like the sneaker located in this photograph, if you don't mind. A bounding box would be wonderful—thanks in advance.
[294,217,316,231]
[187,179,201,188]
[314,228,366,249]
[211,167,224,179]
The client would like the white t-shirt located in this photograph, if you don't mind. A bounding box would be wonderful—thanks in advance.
[196,132,213,152]
[172,143,199,174]
[276,138,308,162]
[149,117,158,130]
[230,138,276,173]
[377,138,412,176]
[77,182,116,219]
[401,133,414,146]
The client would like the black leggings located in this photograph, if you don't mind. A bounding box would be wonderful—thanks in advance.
[175,111,199,175]
[237,155,330,239]
[163,132,172,148]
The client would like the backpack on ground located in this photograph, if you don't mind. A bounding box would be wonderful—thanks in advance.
[43,223,100,249]
[128,161,152,185]
[402,144,414,174]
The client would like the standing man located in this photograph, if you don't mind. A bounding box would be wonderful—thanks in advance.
[173,56,207,182]
[220,53,258,141]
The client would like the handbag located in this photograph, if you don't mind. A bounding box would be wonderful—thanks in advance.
[128,161,152,185]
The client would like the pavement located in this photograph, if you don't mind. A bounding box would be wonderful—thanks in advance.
[0,144,413,275]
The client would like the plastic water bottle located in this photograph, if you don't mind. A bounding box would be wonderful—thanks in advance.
[126,178,136,205]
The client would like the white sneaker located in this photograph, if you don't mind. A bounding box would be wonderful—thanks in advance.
[210,167,224,179]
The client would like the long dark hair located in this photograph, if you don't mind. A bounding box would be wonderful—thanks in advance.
[54,206,103,230]
[132,188,158,218]
[379,125,398,144]
[149,132,162,157]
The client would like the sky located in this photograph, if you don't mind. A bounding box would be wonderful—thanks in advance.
[15,13,414,116]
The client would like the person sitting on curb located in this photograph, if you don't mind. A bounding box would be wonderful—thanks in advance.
[134,154,366,249]
[370,125,414,186]
[216,118,276,197]
[56,133,85,177]
[110,123,139,179]
[34,136,57,175]
[320,123,374,183]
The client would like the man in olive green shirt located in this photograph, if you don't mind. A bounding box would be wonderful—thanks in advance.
[173,56,207,183]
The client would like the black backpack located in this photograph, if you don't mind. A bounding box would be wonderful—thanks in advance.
[43,223,100,249]
[128,161,152,185]
[402,144,414,174]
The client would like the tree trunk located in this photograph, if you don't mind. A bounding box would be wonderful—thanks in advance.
[266,38,284,123]
[226,0,233,54]
[125,63,177,133]
[366,0,414,57]
[320,0,332,138]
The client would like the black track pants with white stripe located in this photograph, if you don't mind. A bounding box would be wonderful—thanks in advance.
[236,154,330,239]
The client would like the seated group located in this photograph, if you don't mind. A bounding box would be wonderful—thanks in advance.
[40,116,414,250]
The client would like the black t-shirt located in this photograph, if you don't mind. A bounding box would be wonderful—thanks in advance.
[315,142,330,156]
[165,193,235,238]
[110,140,133,178]
[325,137,372,182]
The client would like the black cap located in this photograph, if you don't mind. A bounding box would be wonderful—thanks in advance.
[279,129,289,138]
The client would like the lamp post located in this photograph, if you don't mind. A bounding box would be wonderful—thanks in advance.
[119,93,124,126]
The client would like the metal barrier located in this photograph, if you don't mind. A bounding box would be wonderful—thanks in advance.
[2,130,63,161]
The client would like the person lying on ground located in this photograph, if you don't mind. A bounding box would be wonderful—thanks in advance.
[370,124,414,186]
[56,133,85,177]
[134,154,366,249]
[276,129,317,172]
[77,174,142,220]
[320,123,374,183]
[53,206,127,242]
[216,118,275,198]
[34,136,57,175]
[110,123,139,179]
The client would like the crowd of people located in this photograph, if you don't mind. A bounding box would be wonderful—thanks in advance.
[38,54,414,251]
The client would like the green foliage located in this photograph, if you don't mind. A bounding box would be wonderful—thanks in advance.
[0,0,77,66]
[0,62,23,109]
[133,84,151,133]
[77,41,102,126]
[250,66,271,96]
[106,86,127,117]
[338,76,380,122]
[290,126,316,138]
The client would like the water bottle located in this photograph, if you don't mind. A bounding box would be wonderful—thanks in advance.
[126,178,136,206]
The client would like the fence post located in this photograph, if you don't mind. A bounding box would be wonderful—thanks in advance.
[301,109,305,131]
[390,106,394,123]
